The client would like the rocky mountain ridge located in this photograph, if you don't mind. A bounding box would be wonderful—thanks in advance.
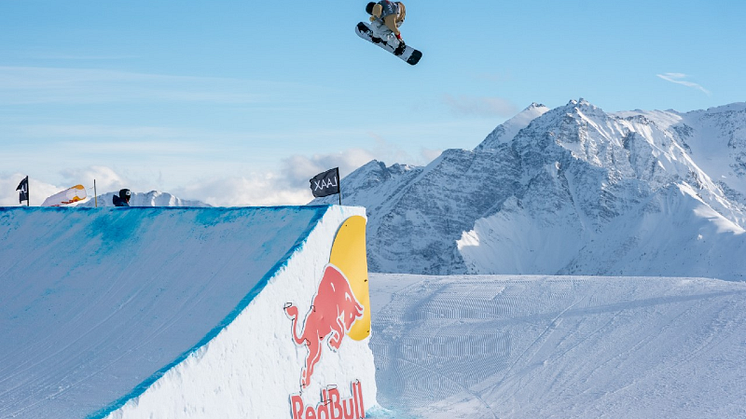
[314,99,746,281]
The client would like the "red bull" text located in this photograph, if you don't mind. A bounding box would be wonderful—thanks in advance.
[290,381,365,419]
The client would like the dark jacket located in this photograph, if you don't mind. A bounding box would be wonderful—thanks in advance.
[112,195,130,207]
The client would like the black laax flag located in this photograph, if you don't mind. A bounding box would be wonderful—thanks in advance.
[16,176,29,203]
[309,167,340,198]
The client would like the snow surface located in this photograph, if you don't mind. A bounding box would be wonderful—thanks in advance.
[369,274,746,419]
[0,206,376,419]
[2,206,746,419]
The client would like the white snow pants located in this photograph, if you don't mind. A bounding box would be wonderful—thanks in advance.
[369,20,403,47]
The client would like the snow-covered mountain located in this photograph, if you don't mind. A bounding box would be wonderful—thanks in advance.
[313,99,746,281]
[79,190,210,207]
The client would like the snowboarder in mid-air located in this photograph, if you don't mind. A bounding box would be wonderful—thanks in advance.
[366,1,407,55]
[356,1,422,65]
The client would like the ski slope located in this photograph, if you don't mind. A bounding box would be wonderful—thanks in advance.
[369,274,746,419]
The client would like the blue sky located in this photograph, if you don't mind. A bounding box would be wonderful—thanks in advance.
[1,0,744,205]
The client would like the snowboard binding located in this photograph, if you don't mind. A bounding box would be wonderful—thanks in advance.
[393,42,406,56]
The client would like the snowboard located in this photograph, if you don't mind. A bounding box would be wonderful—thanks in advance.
[355,22,422,66]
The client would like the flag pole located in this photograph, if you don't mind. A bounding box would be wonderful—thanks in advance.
[94,179,98,208]
[337,168,342,206]
[27,177,30,207]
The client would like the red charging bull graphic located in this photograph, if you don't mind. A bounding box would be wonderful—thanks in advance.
[284,264,364,389]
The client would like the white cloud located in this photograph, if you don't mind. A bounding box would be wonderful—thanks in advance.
[656,73,711,95]
[174,175,310,207]
[17,124,194,140]
[0,167,150,207]
[59,166,129,192]
[443,94,518,118]
[175,149,382,206]
[420,148,443,162]
[0,66,304,105]
[0,142,425,207]
[0,174,72,206]
[476,72,513,83]
[0,135,443,207]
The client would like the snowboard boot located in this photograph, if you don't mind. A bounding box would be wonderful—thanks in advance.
[393,42,406,56]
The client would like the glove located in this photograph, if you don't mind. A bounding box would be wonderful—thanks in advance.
[369,16,377,22]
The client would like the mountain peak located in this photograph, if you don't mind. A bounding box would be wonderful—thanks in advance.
[526,102,547,111]
[567,98,592,107]
[562,98,604,118]
[475,102,550,151]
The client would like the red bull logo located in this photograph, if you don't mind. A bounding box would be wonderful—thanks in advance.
[284,215,371,417]
[290,381,365,419]
[284,264,364,388]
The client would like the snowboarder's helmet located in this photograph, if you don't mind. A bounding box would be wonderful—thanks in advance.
[119,189,131,200]
[365,2,375,14]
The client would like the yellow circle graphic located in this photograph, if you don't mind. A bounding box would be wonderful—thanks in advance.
[328,215,371,341]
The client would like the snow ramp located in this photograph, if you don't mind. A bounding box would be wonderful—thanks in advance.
[0,206,376,419]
